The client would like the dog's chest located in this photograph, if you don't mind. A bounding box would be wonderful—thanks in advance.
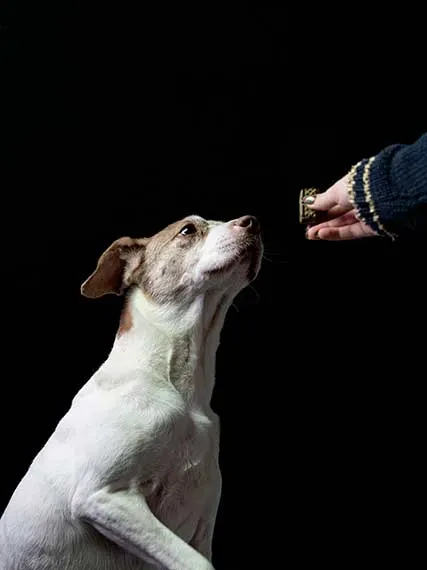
[143,409,218,532]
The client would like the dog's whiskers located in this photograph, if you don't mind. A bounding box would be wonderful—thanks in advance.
[262,252,288,265]
[248,284,260,301]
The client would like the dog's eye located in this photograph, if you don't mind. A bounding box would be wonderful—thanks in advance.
[179,223,197,236]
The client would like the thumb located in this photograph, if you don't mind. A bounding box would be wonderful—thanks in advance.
[303,188,337,211]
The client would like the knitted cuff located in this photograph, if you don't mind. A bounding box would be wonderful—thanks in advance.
[347,158,397,240]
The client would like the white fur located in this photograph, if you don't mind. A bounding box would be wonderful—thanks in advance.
[0,216,262,570]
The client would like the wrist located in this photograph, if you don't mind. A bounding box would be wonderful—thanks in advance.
[347,158,397,240]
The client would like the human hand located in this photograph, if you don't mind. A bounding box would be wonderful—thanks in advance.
[305,174,378,240]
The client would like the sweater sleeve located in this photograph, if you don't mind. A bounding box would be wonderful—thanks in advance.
[349,133,427,238]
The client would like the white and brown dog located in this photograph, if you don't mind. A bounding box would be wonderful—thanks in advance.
[0,214,263,570]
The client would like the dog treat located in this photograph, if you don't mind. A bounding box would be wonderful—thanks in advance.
[299,188,327,225]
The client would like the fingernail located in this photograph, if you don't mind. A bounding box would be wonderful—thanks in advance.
[307,228,319,240]
[303,196,315,205]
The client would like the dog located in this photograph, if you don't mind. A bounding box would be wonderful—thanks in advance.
[0,214,263,570]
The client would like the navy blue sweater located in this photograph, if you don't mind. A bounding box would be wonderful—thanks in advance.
[351,133,427,238]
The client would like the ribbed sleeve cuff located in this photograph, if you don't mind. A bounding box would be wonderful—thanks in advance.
[347,154,398,240]
[347,135,427,239]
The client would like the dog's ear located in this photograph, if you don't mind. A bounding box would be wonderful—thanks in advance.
[81,237,147,299]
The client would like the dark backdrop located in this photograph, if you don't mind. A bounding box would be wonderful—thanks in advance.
[1,4,426,568]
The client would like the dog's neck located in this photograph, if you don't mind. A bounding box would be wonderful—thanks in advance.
[107,287,233,408]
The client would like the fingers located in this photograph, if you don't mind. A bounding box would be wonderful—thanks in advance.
[307,217,378,241]
[306,211,357,240]
[303,175,352,214]
[327,204,352,218]
[302,174,379,241]
[317,224,377,240]
[304,188,337,211]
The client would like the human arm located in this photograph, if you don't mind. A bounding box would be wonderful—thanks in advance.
[306,133,427,240]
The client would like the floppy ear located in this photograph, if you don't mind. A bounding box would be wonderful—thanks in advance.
[81,237,146,299]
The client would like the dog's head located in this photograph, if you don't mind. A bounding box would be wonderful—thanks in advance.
[81,215,263,304]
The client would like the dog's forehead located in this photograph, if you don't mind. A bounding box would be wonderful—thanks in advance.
[149,215,222,243]
[182,215,226,226]
[186,215,206,224]
[206,219,223,227]
[184,215,224,228]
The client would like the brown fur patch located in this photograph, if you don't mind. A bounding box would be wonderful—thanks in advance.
[140,217,209,302]
[81,217,209,303]
[117,298,133,337]
[81,237,147,299]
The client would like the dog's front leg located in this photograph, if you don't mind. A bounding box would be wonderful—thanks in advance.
[72,485,215,570]
[190,516,216,561]
[190,465,222,561]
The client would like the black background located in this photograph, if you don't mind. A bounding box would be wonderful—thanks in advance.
[1,3,426,568]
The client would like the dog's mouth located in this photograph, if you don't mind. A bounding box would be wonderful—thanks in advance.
[206,237,263,280]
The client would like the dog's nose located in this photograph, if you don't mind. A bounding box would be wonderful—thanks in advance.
[232,215,260,234]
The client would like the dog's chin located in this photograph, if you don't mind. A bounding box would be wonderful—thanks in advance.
[246,247,263,282]
[203,243,263,284]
